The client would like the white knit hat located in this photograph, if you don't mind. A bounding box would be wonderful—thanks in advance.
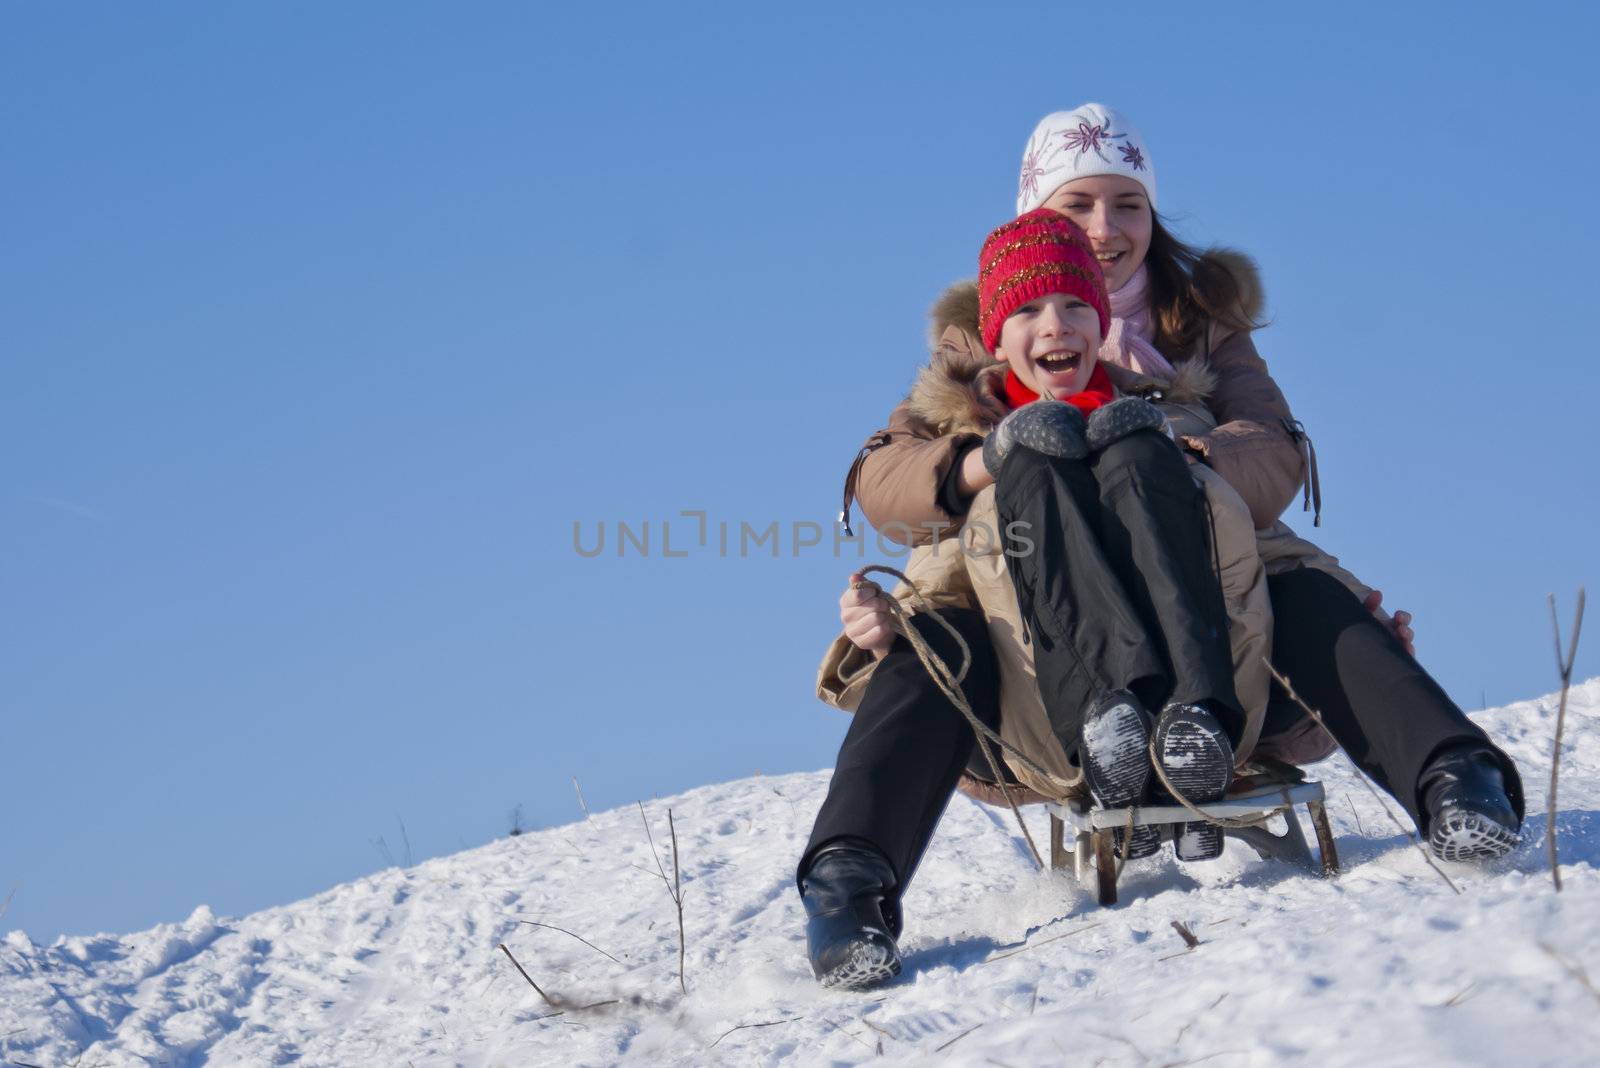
[1015,103,1156,216]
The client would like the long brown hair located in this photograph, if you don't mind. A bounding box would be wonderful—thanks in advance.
[1144,212,1261,360]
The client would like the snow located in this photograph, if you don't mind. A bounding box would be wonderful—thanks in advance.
[6,682,1600,1067]
[1080,700,1144,763]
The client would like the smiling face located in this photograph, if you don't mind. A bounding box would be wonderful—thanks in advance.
[1041,175,1153,293]
[995,291,1102,399]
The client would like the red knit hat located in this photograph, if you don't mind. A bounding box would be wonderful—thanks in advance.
[978,208,1110,353]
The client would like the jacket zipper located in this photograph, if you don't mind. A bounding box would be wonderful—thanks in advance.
[838,432,891,537]
[1280,417,1322,527]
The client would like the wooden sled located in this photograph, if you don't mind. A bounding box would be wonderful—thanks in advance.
[1046,777,1340,906]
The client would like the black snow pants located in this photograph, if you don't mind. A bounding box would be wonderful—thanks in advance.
[993,431,1245,754]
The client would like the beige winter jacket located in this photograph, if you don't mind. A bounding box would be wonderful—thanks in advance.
[818,254,1367,797]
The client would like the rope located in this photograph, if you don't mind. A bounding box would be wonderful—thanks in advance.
[1144,736,1284,830]
[854,565,1087,871]
[855,567,1083,795]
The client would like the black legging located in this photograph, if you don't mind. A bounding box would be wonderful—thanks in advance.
[800,607,1000,892]
[1265,566,1524,831]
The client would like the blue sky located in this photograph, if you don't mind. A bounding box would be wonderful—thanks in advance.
[4,1,1595,940]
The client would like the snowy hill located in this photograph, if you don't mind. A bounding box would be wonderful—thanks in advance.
[5,683,1600,1067]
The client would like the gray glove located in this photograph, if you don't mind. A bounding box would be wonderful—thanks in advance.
[982,400,1089,478]
[1085,396,1167,452]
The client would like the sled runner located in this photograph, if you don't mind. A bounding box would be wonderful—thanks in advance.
[1046,771,1339,906]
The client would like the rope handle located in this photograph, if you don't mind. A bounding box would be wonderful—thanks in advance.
[854,565,1071,870]
[853,566,1081,793]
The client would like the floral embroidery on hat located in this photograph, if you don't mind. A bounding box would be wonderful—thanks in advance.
[1018,141,1064,204]
[1119,143,1146,171]
[1060,121,1126,163]
[1018,146,1047,202]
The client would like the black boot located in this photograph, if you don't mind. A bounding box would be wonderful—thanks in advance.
[1081,690,1160,859]
[1421,745,1521,862]
[1155,702,1234,862]
[800,839,902,989]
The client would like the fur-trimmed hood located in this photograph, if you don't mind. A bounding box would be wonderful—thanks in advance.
[904,246,1265,438]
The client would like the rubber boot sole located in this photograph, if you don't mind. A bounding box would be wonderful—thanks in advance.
[817,933,901,990]
[1429,811,1520,863]
[1082,692,1160,859]
[1156,706,1234,862]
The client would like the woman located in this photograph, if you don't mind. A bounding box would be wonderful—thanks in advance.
[800,103,1524,990]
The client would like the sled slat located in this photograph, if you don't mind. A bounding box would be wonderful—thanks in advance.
[1046,782,1326,832]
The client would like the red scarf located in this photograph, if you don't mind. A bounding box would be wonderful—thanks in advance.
[1002,363,1115,416]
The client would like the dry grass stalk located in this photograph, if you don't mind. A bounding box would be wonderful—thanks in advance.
[1173,992,1227,1046]
[527,999,621,1023]
[1546,587,1585,892]
[1265,660,1461,895]
[516,920,621,964]
[1157,1051,1251,1068]
[1171,920,1201,950]
[1086,1028,1147,1060]
[396,815,413,867]
[636,801,667,881]
[1345,795,1366,837]
[669,810,686,994]
[934,1022,985,1052]
[498,942,622,1017]
[861,1017,893,1055]
[816,1016,876,1052]
[1538,941,1600,1009]
[637,801,688,995]
[498,942,556,1007]
[573,776,591,819]
[976,921,1103,966]
[708,1016,802,1049]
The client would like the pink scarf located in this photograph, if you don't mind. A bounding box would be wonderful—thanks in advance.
[1100,265,1176,380]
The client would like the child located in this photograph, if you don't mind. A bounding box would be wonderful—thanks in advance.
[971,207,1245,862]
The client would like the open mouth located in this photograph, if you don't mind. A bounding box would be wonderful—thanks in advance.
[1037,352,1081,376]
[1096,251,1124,269]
